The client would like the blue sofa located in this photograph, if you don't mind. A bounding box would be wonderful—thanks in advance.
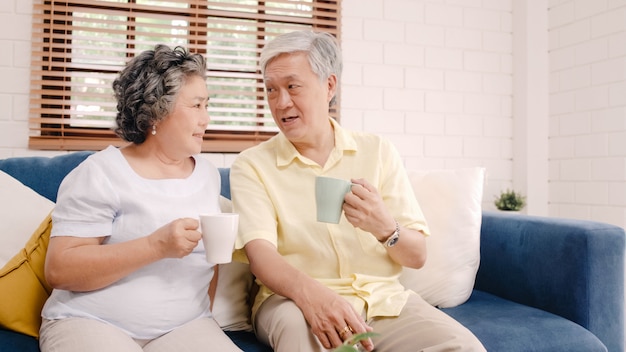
[1,152,624,352]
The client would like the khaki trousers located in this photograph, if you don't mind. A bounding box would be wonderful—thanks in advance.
[39,317,242,352]
[254,293,486,352]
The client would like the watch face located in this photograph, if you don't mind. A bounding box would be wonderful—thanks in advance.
[388,236,399,247]
[386,232,400,247]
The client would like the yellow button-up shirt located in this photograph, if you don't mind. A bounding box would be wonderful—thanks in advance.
[231,118,429,320]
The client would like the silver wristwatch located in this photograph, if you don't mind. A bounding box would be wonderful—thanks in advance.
[380,221,400,248]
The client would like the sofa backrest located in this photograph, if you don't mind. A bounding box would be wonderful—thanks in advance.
[0,152,232,202]
[0,152,94,202]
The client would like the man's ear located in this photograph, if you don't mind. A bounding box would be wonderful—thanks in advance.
[326,74,338,102]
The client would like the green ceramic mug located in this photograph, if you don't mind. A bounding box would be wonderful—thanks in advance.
[315,176,353,224]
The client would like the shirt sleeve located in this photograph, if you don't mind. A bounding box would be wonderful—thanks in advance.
[51,157,118,238]
[230,153,279,263]
[378,137,430,236]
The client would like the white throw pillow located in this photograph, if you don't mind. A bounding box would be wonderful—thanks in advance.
[212,261,253,331]
[400,167,485,308]
[211,196,253,332]
[0,171,55,267]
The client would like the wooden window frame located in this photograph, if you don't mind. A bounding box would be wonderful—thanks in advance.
[29,0,341,152]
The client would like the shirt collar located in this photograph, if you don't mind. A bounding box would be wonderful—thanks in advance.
[276,118,358,167]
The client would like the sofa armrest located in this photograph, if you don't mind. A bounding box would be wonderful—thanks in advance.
[475,211,625,352]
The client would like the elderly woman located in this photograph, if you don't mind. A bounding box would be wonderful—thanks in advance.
[39,45,242,352]
[230,31,486,352]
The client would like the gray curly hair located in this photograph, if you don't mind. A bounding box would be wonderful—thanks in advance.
[259,30,342,106]
[112,44,207,144]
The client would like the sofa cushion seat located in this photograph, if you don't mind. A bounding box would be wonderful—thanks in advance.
[224,331,272,352]
[442,290,607,352]
[0,328,272,352]
[3,290,608,352]
[0,329,39,352]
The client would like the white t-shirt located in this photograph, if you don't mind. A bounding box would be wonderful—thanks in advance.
[42,146,221,339]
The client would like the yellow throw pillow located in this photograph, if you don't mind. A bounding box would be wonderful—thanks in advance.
[0,213,53,338]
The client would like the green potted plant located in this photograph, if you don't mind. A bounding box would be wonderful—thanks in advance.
[333,332,378,352]
[494,189,526,211]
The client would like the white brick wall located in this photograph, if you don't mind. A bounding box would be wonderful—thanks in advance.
[1,0,625,228]
[0,0,34,158]
[342,0,515,210]
[549,0,626,227]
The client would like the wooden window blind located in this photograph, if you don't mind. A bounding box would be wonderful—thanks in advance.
[29,0,341,152]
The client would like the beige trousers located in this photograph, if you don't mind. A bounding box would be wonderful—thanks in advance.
[39,317,242,352]
[254,293,486,352]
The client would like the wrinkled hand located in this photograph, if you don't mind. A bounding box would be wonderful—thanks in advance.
[343,178,396,242]
[298,285,374,351]
[149,218,202,258]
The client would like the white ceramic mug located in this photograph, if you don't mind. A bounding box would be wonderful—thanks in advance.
[199,213,239,264]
